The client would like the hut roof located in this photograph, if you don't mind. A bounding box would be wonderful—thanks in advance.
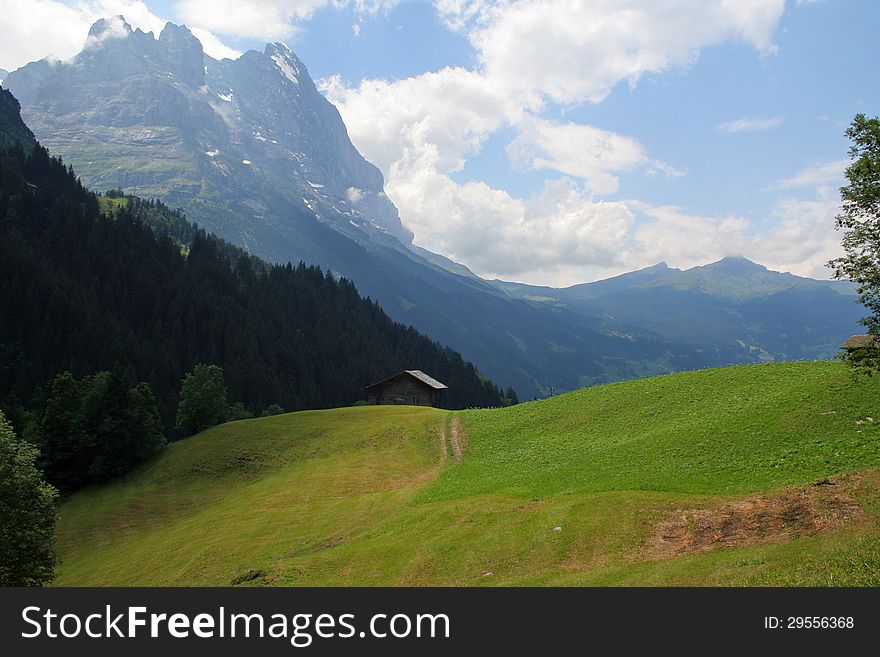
[843,334,878,349]
[365,370,448,390]
[404,370,448,389]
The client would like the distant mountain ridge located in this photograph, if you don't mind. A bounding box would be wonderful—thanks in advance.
[498,256,856,302]
[494,257,861,363]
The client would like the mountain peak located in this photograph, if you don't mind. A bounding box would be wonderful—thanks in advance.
[707,255,767,273]
[158,21,204,86]
[158,21,197,43]
[86,15,132,42]
[265,43,304,84]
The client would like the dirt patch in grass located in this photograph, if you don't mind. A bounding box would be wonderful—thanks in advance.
[449,416,467,462]
[230,569,265,586]
[437,415,468,463]
[644,472,866,560]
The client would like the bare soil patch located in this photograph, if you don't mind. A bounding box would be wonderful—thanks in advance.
[644,472,865,560]
[449,416,467,462]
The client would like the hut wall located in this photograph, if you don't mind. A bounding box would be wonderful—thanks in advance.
[367,374,443,407]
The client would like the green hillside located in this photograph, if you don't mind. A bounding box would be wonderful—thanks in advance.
[55,361,880,586]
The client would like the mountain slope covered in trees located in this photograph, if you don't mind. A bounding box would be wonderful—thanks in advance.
[0,101,508,436]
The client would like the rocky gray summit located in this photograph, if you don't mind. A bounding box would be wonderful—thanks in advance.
[3,16,411,262]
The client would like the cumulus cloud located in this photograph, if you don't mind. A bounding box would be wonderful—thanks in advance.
[623,197,841,283]
[390,170,637,284]
[0,0,90,70]
[627,204,752,271]
[439,0,785,105]
[321,66,515,174]
[0,0,238,70]
[623,180,844,281]
[749,196,842,278]
[190,27,242,60]
[506,116,682,195]
[718,115,784,133]
[324,0,788,283]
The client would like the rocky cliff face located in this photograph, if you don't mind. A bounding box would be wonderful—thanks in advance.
[4,16,412,255]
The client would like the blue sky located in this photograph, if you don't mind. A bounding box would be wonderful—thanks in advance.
[2,1,878,285]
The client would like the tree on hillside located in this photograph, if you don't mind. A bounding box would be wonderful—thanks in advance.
[0,410,58,586]
[85,368,166,482]
[39,372,91,492]
[260,403,284,417]
[227,401,253,421]
[39,370,165,492]
[175,364,228,435]
[829,114,880,370]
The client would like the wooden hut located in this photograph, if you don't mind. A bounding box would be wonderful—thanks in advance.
[364,370,447,408]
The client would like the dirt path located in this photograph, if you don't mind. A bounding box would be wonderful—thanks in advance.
[449,416,465,462]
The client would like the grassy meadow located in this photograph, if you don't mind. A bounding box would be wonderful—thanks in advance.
[55,361,880,586]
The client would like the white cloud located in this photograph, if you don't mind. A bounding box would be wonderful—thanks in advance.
[622,196,841,283]
[321,66,515,174]
[324,0,787,284]
[439,0,785,106]
[174,0,314,41]
[83,14,135,49]
[382,118,844,286]
[718,115,784,133]
[625,185,843,281]
[0,0,238,71]
[766,160,848,191]
[391,172,637,284]
[506,116,682,195]
[172,0,400,41]
[0,1,89,70]
[87,0,167,34]
[627,203,752,272]
[507,116,647,195]
[190,27,242,61]
[749,195,843,279]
